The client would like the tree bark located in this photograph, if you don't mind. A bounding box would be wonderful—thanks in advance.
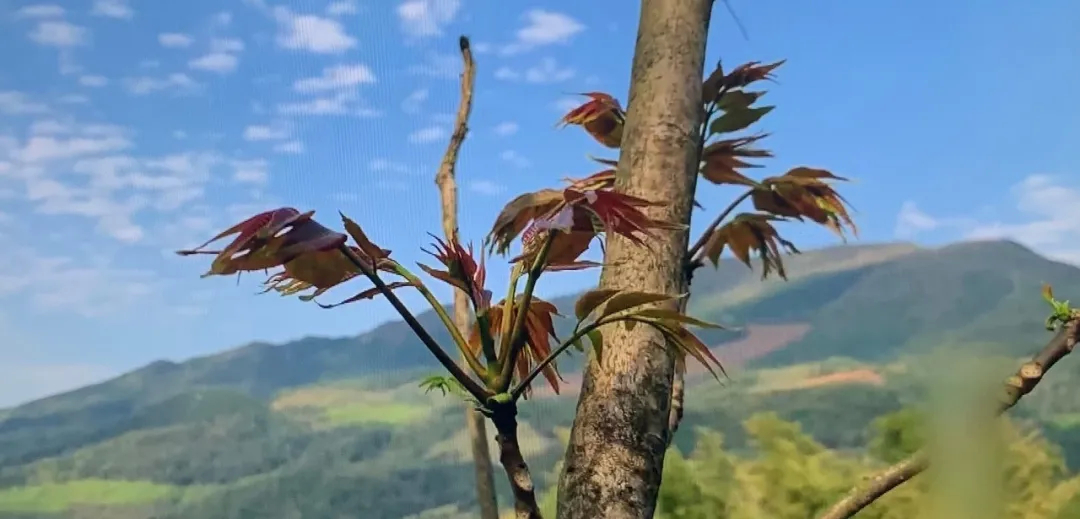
[434,36,500,519]
[555,2,713,518]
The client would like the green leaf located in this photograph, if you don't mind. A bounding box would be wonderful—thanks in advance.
[574,289,620,321]
[597,291,678,321]
[587,329,604,361]
[716,90,763,111]
[418,375,468,398]
[710,106,775,135]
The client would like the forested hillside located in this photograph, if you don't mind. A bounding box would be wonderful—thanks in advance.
[3,240,1080,518]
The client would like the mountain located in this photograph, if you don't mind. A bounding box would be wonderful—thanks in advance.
[3,239,1080,518]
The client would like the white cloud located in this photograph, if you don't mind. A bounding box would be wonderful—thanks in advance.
[501,57,574,83]
[468,180,505,196]
[273,140,304,154]
[292,64,376,92]
[242,124,289,141]
[401,88,428,114]
[92,0,133,19]
[211,38,245,53]
[29,21,88,47]
[232,159,269,184]
[0,247,156,316]
[500,150,530,168]
[273,7,356,54]
[897,175,1080,264]
[277,91,380,117]
[123,74,200,95]
[189,53,239,73]
[17,135,132,163]
[369,158,411,174]
[500,10,585,55]
[493,121,518,136]
[78,75,108,87]
[189,39,244,73]
[158,33,193,48]
[397,0,460,38]
[15,4,65,18]
[0,91,50,114]
[408,125,447,144]
[326,1,358,16]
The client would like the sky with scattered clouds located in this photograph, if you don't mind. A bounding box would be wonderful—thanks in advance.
[1,0,1077,406]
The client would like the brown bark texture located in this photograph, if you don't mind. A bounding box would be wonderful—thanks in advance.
[434,36,500,519]
[555,1,713,517]
[493,407,543,519]
[817,320,1080,519]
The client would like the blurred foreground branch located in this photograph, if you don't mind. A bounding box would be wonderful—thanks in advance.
[817,311,1080,519]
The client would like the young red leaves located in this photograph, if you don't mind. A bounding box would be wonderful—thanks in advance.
[572,289,726,379]
[488,168,683,270]
[701,214,799,280]
[176,207,348,277]
[752,167,857,240]
[419,235,493,312]
[177,209,409,308]
[471,297,563,397]
[558,92,626,149]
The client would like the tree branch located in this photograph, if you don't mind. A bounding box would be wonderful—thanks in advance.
[431,34,501,519]
[337,245,490,400]
[817,319,1080,519]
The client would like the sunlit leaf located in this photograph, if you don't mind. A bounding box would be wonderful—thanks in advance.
[558,92,626,148]
[596,291,679,321]
[753,167,857,239]
[419,234,493,311]
[574,289,620,321]
[486,189,564,255]
[722,60,785,90]
[701,213,799,280]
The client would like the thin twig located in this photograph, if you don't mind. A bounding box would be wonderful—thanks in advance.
[496,232,555,392]
[817,319,1080,519]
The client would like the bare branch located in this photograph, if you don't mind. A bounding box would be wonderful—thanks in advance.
[431,34,500,519]
[817,319,1080,519]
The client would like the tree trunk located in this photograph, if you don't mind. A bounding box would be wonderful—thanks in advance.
[434,36,500,519]
[555,2,712,518]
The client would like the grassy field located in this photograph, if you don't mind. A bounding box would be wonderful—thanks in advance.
[0,479,210,514]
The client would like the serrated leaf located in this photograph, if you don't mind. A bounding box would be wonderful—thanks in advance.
[710,106,774,135]
[574,289,620,321]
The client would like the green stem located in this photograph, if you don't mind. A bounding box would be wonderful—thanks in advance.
[497,264,523,363]
[510,322,600,401]
[337,245,490,400]
[393,264,489,383]
[495,232,556,392]
[686,188,753,261]
[474,311,500,378]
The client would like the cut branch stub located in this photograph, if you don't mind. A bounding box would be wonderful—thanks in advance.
[701,213,799,280]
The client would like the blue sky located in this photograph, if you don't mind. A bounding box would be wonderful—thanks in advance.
[1,0,1077,407]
